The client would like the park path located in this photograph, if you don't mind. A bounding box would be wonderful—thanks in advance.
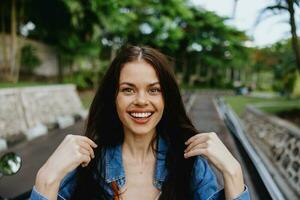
[0,121,85,198]
[189,92,260,199]
[0,91,261,199]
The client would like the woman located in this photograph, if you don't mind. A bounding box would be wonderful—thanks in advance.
[30,46,250,200]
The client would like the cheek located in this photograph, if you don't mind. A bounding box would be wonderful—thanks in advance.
[115,95,124,116]
[116,95,131,115]
[153,97,164,113]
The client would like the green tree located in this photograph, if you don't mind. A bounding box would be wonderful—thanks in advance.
[0,0,26,82]
[10,0,250,89]
[258,0,300,72]
[175,8,250,87]
[252,38,299,96]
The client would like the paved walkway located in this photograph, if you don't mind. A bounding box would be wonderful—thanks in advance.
[0,121,85,198]
[189,92,260,199]
[0,91,261,199]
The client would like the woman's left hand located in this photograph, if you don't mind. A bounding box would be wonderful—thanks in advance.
[184,132,240,175]
[184,132,246,199]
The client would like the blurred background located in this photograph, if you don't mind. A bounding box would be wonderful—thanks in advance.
[1,0,300,99]
[0,0,299,199]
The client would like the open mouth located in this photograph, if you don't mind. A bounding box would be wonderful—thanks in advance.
[129,112,153,118]
[128,112,154,123]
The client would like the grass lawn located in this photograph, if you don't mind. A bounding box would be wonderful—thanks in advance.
[0,82,53,88]
[223,95,300,116]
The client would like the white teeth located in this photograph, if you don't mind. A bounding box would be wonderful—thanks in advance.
[130,112,152,118]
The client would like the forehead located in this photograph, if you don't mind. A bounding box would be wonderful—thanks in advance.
[119,60,159,83]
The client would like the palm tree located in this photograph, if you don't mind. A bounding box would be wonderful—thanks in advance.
[258,0,300,72]
[232,0,239,19]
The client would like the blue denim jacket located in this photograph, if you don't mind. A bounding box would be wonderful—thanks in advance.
[30,136,250,200]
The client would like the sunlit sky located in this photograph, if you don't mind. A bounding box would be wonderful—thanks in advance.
[191,0,300,47]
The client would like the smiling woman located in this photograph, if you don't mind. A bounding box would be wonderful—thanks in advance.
[116,60,164,137]
[30,45,250,200]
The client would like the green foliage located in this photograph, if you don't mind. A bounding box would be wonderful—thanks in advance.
[20,44,41,73]
[254,39,298,96]
[63,69,97,90]
[62,58,110,90]
[23,0,251,87]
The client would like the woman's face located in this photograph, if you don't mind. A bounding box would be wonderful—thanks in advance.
[116,60,164,136]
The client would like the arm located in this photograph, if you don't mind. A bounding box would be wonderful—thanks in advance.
[31,134,97,200]
[185,132,249,199]
[34,165,62,200]
[222,161,244,199]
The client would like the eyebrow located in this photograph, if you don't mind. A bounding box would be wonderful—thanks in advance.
[119,82,160,87]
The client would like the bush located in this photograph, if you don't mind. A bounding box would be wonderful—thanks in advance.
[63,70,96,90]
[20,44,41,73]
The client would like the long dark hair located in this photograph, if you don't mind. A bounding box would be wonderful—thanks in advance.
[70,45,199,200]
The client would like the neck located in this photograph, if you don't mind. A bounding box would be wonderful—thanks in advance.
[122,129,156,163]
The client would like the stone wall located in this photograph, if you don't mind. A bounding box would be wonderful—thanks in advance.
[241,106,300,198]
[0,89,27,138]
[0,84,85,141]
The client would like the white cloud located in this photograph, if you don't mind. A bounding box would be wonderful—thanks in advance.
[190,0,300,47]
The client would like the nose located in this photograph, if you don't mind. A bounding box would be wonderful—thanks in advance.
[133,92,149,106]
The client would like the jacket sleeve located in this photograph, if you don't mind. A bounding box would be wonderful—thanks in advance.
[29,187,48,200]
[30,169,77,200]
[191,156,250,200]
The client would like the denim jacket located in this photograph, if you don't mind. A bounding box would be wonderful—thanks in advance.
[30,136,250,200]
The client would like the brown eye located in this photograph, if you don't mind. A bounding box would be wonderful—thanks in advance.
[122,88,134,94]
[149,88,161,94]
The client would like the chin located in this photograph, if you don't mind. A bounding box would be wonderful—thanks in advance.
[132,128,155,136]
[126,125,156,136]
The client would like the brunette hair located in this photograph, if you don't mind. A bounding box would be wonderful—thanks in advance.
[71,45,199,200]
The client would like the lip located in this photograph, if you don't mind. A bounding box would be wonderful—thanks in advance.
[127,112,154,124]
[127,110,154,113]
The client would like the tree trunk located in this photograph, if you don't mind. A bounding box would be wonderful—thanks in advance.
[110,45,117,62]
[232,0,239,19]
[230,67,234,82]
[178,39,189,84]
[0,3,10,81]
[10,0,18,82]
[287,0,300,72]
[57,55,64,83]
[182,52,188,83]
[292,70,300,96]
[0,5,5,78]
[207,66,213,86]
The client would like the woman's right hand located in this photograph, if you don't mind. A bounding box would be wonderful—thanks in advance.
[35,134,97,198]
[42,134,97,179]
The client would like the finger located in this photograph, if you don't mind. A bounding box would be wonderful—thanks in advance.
[81,163,88,167]
[78,141,95,158]
[184,148,207,158]
[80,154,91,166]
[185,142,208,154]
[77,135,98,148]
[184,136,208,153]
[78,147,92,158]
[185,133,211,145]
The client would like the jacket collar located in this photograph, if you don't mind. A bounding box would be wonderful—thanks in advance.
[103,135,168,185]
